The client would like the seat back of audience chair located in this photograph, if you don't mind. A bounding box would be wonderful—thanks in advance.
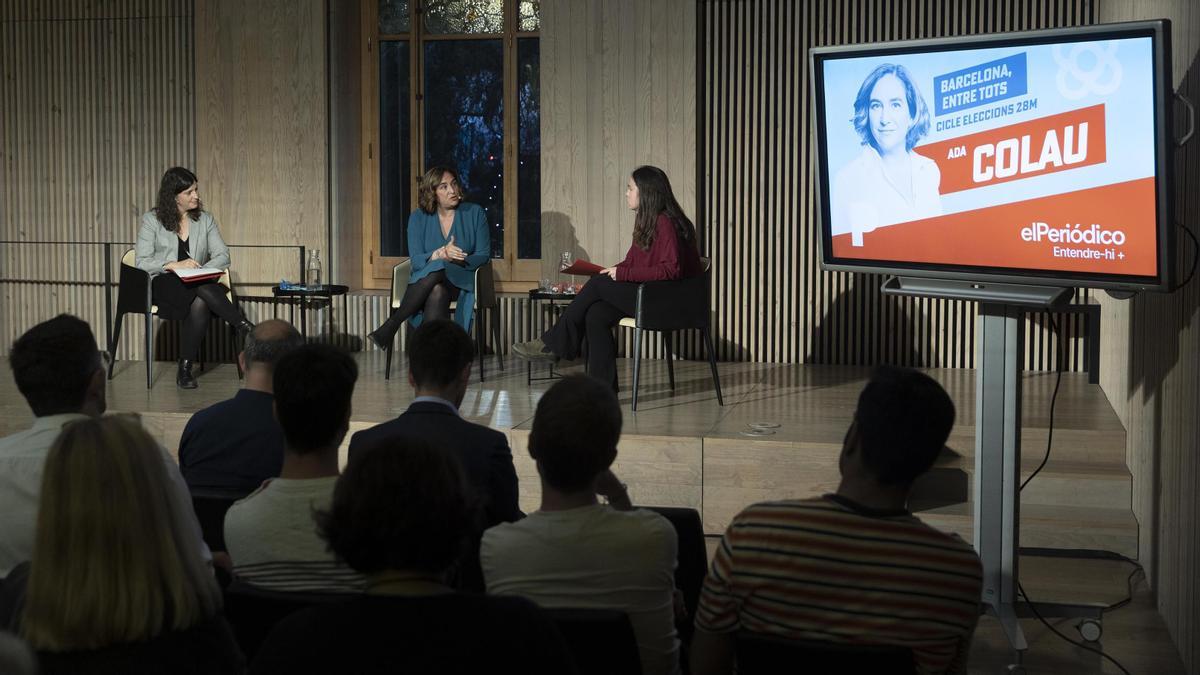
[223,581,356,662]
[736,631,915,674]
[639,506,706,633]
[189,487,252,554]
[545,607,643,675]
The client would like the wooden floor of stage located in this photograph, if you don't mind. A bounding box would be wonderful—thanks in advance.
[0,353,1186,673]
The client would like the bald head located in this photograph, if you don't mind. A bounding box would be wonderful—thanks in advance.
[242,319,304,371]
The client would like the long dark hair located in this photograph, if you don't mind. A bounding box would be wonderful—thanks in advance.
[631,166,696,251]
[152,167,202,233]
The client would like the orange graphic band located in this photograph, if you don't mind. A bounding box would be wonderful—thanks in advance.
[916,104,1107,195]
[831,177,1157,275]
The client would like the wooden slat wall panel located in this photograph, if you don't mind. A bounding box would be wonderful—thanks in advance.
[1096,1,1200,671]
[700,0,1097,370]
[0,0,194,356]
[540,0,696,285]
[194,0,327,294]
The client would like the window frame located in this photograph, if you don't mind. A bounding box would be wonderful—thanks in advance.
[360,0,541,291]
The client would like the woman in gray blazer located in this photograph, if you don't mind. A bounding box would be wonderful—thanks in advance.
[136,167,252,389]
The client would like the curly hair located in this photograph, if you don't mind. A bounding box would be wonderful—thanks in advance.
[630,165,697,251]
[317,437,476,575]
[152,167,202,233]
[416,165,463,214]
[851,63,931,153]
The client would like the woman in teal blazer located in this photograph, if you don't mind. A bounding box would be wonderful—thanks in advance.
[368,166,491,349]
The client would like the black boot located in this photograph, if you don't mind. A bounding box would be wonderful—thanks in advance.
[177,359,198,389]
[367,318,400,350]
[236,319,254,340]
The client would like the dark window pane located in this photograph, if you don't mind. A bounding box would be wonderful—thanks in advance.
[517,38,540,259]
[518,1,540,32]
[379,0,410,33]
[424,0,502,34]
[424,40,504,258]
[380,40,411,257]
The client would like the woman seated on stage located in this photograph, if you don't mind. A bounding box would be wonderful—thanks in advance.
[135,167,252,389]
[513,165,703,391]
[368,166,492,350]
[17,416,242,675]
[250,438,574,674]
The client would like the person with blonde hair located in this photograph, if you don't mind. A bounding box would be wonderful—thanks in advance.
[17,416,243,674]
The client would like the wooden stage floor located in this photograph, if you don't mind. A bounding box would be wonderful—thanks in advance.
[0,353,1185,673]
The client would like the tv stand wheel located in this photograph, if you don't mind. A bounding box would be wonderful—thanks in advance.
[1078,618,1103,643]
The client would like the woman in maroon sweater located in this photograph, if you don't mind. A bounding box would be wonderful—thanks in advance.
[513,165,702,390]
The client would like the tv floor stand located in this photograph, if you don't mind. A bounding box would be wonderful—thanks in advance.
[881,278,1107,670]
[976,301,1106,671]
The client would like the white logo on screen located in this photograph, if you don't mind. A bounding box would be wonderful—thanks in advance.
[1054,42,1122,100]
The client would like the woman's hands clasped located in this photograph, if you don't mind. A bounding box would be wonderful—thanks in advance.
[434,236,468,265]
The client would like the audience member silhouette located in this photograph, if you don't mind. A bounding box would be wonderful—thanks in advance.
[251,438,577,674]
[223,343,366,593]
[349,319,519,527]
[0,314,207,576]
[179,319,304,493]
[17,416,242,675]
[482,374,681,675]
[690,366,983,675]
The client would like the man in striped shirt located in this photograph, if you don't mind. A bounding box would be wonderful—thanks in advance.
[691,366,982,675]
[223,344,366,593]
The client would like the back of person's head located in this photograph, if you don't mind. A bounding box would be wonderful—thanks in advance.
[21,415,219,651]
[242,319,304,370]
[408,319,474,391]
[9,314,103,417]
[851,366,955,487]
[529,375,622,492]
[273,344,358,455]
[318,438,472,575]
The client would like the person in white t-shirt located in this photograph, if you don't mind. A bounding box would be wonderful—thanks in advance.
[832,63,942,246]
[481,375,681,675]
[0,314,209,577]
[223,344,366,593]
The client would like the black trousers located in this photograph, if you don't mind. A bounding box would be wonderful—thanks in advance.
[181,284,243,361]
[541,275,637,391]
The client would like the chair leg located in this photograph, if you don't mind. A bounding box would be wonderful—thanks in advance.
[492,305,504,371]
[108,313,124,380]
[664,331,676,391]
[702,329,724,406]
[631,327,643,412]
[385,343,393,381]
[476,311,486,383]
[144,312,154,389]
[233,324,244,380]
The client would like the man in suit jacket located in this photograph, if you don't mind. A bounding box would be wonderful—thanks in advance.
[347,319,520,527]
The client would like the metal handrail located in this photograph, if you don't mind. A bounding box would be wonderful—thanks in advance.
[0,240,305,351]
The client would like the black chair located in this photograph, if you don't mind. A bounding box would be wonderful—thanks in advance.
[108,248,243,388]
[0,562,27,631]
[736,631,915,674]
[545,607,643,675]
[617,258,723,411]
[639,505,706,645]
[222,581,356,662]
[189,486,252,553]
[383,259,503,381]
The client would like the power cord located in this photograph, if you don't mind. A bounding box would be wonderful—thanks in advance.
[1017,581,1133,675]
[1170,220,1199,292]
[1014,318,1143,673]
[1019,315,1063,492]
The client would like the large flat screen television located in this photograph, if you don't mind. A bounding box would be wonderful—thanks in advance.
[810,20,1175,294]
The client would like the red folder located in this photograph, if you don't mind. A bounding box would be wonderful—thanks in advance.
[560,259,605,276]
